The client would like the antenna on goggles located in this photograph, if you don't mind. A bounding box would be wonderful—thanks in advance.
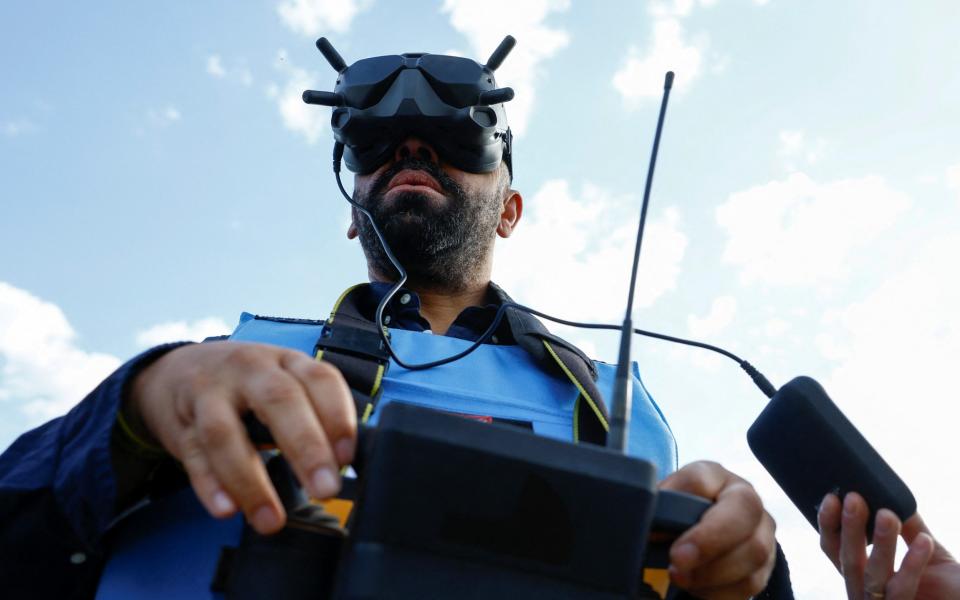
[316,37,347,72]
[485,35,516,71]
[303,38,347,106]
[607,71,675,453]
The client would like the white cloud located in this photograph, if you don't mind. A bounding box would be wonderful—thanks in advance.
[237,68,254,87]
[777,129,827,171]
[716,172,912,286]
[0,282,121,421]
[763,316,790,337]
[687,295,737,338]
[207,54,255,87]
[271,50,326,144]
[276,0,369,36]
[135,317,231,348]
[2,118,36,137]
[778,129,803,156]
[815,233,960,552]
[649,0,727,18]
[612,18,704,106]
[147,106,182,126]
[206,54,226,78]
[442,0,570,137]
[494,179,687,325]
[946,161,960,200]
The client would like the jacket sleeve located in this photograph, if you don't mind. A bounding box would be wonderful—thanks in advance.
[0,342,189,598]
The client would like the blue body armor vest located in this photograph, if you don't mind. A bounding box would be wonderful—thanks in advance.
[96,311,677,599]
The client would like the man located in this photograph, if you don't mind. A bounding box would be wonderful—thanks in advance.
[0,41,786,599]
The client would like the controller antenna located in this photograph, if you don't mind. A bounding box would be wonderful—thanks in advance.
[608,71,675,453]
[485,35,516,71]
[316,37,347,72]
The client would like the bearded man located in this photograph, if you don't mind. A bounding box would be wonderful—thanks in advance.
[0,40,792,600]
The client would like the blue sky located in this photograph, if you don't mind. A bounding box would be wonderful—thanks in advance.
[2,1,959,596]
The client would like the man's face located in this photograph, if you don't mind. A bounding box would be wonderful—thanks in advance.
[350,138,508,291]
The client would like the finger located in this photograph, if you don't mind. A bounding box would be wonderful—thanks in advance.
[244,364,341,499]
[885,533,934,600]
[670,479,764,573]
[283,353,357,466]
[900,512,955,563]
[194,392,285,534]
[900,512,932,544]
[672,512,776,591]
[818,492,843,570]
[679,569,772,600]
[863,509,900,599]
[177,428,237,518]
[659,460,729,498]
[839,492,869,599]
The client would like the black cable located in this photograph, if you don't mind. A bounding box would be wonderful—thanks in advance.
[332,142,779,398]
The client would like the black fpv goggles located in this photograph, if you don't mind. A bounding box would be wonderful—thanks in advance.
[303,36,516,178]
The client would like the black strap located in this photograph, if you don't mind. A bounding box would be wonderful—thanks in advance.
[313,286,391,421]
[490,282,610,446]
[316,283,611,445]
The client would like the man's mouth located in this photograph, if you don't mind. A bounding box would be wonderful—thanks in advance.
[386,170,443,194]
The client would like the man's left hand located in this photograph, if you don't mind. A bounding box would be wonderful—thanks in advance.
[659,461,777,599]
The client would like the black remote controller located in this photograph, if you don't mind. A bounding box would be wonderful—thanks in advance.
[748,376,916,537]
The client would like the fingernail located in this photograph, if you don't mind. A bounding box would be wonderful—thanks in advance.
[334,438,355,465]
[671,542,699,570]
[818,492,833,513]
[211,491,235,515]
[311,467,340,498]
[252,505,282,532]
[875,516,892,536]
[843,494,857,517]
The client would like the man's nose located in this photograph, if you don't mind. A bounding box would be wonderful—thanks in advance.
[394,137,439,164]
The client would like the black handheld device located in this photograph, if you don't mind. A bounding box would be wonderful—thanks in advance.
[748,376,916,535]
[241,402,709,599]
[334,402,708,599]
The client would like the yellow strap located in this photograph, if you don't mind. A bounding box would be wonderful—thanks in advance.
[572,395,581,442]
[116,409,167,456]
[327,283,364,325]
[643,568,670,598]
[315,325,385,398]
[361,402,374,424]
[542,340,609,432]
[370,364,385,398]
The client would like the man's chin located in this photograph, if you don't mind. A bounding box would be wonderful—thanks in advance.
[382,212,431,235]
[382,188,448,212]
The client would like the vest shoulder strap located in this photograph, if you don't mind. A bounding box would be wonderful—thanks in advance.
[491,282,609,445]
[237,284,612,445]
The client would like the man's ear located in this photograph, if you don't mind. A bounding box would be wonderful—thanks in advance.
[347,208,359,239]
[497,189,523,239]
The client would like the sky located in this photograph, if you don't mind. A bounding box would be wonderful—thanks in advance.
[2,1,959,597]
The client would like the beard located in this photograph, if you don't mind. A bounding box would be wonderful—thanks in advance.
[352,158,503,292]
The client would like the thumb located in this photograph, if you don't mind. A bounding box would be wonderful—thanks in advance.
[902,512,956,563]
[901,512,932,544]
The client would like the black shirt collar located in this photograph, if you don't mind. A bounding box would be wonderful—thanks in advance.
[362,282,516,345]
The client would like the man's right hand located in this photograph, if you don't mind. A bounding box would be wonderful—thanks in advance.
[127,342,357,534]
